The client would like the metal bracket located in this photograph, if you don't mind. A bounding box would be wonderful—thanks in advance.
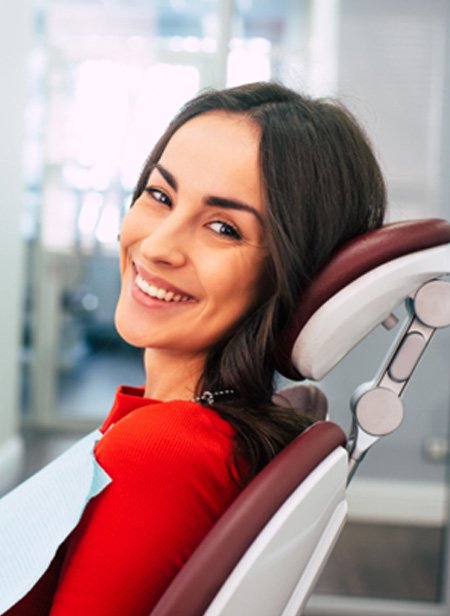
[347,277,450,482]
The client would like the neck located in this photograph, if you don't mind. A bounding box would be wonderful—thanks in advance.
[143,348,206,401]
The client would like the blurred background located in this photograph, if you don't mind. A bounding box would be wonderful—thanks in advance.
[1,1,450,615]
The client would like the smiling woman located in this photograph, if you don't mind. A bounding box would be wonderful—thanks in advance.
[3,81,386,616]
[115,111,268,398]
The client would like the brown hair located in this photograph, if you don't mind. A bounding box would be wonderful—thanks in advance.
[132,82,386,482]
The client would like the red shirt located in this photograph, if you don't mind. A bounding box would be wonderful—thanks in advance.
[8,386,241,615]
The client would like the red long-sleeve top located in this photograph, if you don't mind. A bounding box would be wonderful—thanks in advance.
[7,386,241,615]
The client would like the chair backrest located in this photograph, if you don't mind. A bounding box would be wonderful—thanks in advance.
[150,421,346,616]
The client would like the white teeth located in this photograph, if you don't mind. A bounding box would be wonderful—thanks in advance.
[136,274,190,303]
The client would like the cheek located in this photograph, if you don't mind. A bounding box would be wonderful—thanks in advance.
[206,251,266,316]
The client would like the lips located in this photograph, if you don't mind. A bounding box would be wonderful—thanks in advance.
[133,263,196,303]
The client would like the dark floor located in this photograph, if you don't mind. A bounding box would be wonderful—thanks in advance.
[314,521,445,603]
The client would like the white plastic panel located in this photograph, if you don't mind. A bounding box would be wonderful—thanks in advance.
[204,447,348,616]
[293,244,450,380]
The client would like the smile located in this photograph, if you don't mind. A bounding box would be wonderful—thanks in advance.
[135,274,194,303]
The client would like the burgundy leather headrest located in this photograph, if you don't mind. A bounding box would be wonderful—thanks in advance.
[276,218,450,380]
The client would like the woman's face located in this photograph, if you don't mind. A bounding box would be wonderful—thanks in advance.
[115,111,268,360]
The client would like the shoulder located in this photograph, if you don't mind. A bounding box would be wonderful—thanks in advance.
[99,399,234,445]
[95,400,236,481]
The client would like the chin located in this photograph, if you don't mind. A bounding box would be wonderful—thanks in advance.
[114,304,141,348]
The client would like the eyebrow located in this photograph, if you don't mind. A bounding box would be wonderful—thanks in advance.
[153,163,264,227]
[205,196,264,227]
[154,163,177,190]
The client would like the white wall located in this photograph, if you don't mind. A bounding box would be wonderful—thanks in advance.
[0,0,31,493]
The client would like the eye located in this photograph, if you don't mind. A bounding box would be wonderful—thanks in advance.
[144,187,172,207]
[208,221,242,240]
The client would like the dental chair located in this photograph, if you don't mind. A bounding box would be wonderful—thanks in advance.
[150,218,450,616]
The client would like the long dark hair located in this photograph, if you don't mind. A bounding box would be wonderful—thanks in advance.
[132,82,386,482]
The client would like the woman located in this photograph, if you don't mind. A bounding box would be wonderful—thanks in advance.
[4,81,386,615]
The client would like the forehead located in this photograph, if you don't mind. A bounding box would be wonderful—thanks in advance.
[161,111,261,176]
[168,109,260,147]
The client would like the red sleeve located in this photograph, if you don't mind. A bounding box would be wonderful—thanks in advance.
[48,401,241,616]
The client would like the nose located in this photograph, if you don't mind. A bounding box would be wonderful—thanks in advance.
[140,208,190,268]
